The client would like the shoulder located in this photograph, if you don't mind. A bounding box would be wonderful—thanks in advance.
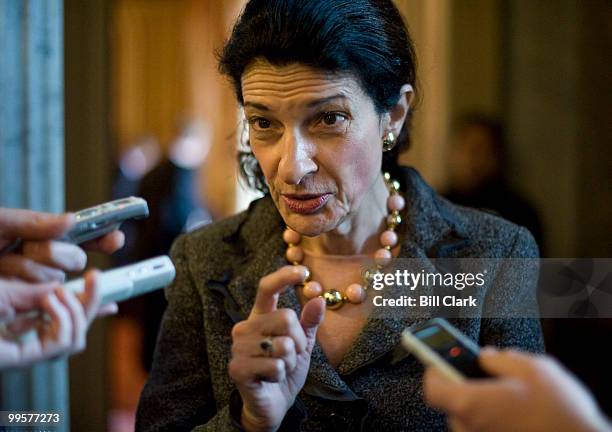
[437,195,539,258]
[169,195,278,278]
[170,203,250,264]
[173,208,248,253]
[396,166,539,258]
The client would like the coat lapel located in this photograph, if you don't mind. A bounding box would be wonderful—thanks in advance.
[223,196,287,319]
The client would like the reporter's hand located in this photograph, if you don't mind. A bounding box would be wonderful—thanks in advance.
[423,348,611,432]
[228,265,325,432]
[0,270,117,369]
[0,208,125,282]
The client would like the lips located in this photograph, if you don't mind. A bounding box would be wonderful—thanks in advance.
[281,193,331,214]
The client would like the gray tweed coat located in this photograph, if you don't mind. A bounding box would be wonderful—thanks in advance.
[136,167,544,432]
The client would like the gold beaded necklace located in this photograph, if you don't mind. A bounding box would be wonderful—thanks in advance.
[283,172,404,309]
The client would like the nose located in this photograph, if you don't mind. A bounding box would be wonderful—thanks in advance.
[277,129,317,185]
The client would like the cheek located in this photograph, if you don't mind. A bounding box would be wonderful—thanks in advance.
[330,122,382,198]
[250,144,276,184]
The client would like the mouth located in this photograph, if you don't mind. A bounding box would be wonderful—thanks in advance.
[281,193,331,214]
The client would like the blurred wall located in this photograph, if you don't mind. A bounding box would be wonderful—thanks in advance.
[450,0,502,116]
[110,0,188,148]
[577,0,612,257]
[65,0,112,431]
[505,0,612,256]
[395,0,503,190]
[398,0,611,257]
[110,0,245,217]
[396,0,451,189]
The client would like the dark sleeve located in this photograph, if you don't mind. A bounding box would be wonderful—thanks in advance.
[478,226,545,353]
[135,235,241,432]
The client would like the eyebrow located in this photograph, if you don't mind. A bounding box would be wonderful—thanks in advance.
[243,101,270,111]
[243,94,348,112]
[306,94,348,108]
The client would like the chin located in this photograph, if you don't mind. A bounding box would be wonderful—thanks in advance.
[282,211,336,237]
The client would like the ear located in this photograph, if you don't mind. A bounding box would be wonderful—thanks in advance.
[383,84,415,137]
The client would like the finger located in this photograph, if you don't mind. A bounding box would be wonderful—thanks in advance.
[251,265,309,317]
[0,209,75,249]
[253,309,307,353]
[96,302,118,317]
[0,254,66,282]
[5,313,43,336]
[79,269,102,323]
[0,339,22,369]
[424,366,522,417]
[21,240,87,272]
[479,347,538,378]
[233,336,297,371]
[81,230,125,254]
[56,288,87,353]
[271,336,297,371]
[230,357,286,383]
[423,367,464,411]
[448,417,470,432]
[300,297,325,350]
[38,292,71,356]
[0,278,60,319]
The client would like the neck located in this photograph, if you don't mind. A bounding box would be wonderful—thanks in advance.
[302,173,389,256]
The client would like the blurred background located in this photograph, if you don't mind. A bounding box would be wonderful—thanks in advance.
[0,0,610,431]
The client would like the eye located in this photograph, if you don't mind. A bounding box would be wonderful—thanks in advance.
[248,116,271,130]
[320,112,348,126]
[256,118,271,129]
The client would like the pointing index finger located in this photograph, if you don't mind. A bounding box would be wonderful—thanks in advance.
[250,265,309,317]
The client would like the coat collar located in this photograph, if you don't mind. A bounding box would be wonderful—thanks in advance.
[221,167,474,393]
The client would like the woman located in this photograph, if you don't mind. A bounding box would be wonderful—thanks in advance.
[136,0,543,430]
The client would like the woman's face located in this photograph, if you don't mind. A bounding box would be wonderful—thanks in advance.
[241,60,386,237]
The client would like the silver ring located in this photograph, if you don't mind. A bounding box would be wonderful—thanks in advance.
[259,337,274,357]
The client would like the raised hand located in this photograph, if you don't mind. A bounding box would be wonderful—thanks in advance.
[229,265,325,432]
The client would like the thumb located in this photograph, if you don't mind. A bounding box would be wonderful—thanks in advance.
[300,297,325,348]
[479,347,535,379]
